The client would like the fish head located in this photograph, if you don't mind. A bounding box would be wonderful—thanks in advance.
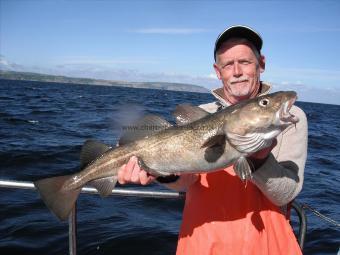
[225,91,299,154]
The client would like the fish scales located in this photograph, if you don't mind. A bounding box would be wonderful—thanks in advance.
[34,91,299,220]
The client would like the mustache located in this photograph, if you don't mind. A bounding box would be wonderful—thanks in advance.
[228,76,249,84]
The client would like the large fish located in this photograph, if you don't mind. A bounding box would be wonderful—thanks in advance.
[34,91,299,220]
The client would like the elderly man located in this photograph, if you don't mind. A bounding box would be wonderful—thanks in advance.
[118,25,308,255]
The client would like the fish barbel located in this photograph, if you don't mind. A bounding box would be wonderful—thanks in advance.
[34,91,299,220]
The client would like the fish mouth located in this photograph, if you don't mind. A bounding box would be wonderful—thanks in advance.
[279,95,299,125]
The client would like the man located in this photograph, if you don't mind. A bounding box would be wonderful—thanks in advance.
[118,25,308,255]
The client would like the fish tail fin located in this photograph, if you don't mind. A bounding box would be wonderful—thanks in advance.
[34,175,81,221]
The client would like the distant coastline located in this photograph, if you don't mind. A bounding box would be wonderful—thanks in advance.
[0,70,209,94]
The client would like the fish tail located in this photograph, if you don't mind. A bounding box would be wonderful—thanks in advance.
[34,175,81,221]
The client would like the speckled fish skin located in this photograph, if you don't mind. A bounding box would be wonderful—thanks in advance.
[34,91,298,221]
[64,90,298,189]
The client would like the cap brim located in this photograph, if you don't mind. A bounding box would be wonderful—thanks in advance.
[214,25,262,60]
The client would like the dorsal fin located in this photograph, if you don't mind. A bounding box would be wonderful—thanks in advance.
[118,114,172,146]
[172,104,210,126]
[80,140,111,169]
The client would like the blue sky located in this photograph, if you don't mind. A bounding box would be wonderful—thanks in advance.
[1,0,340,104]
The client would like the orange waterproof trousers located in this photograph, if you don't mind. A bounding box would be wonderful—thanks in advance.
[176,166,302,255]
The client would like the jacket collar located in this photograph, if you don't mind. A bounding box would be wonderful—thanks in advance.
[211,82,272,107]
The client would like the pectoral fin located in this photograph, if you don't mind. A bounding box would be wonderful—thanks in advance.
[201,134,226,149]
[201,134,226,163]
[234,156,253,181]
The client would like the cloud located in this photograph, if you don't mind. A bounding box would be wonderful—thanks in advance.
[1,55,339,105]
[308,27,340,32]
[264,24,340,33]
[49,63,220,89]
[264,66,340,87]
[267,81,340,105]
[133,28,209,34]
[54,56,160,66]
[207,73,218,80]
[0,55,26,71]
[0,57,12,70]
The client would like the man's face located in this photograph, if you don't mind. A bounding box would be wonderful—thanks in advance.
[214,40,265,104]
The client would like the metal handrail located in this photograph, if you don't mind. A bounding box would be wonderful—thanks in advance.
[0,180,306,254]
[0,179,184,255]
[0,180,185,198]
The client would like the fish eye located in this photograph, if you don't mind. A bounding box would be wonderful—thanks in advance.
[259,98,270,107]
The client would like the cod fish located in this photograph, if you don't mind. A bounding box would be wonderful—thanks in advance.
[34,91,299,221]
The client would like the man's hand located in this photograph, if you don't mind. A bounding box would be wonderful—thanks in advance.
[117,156,155,185]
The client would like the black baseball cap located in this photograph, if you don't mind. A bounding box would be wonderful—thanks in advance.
[214,25,263,61]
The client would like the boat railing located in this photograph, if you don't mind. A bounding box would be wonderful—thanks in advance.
[0,179,306,255]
